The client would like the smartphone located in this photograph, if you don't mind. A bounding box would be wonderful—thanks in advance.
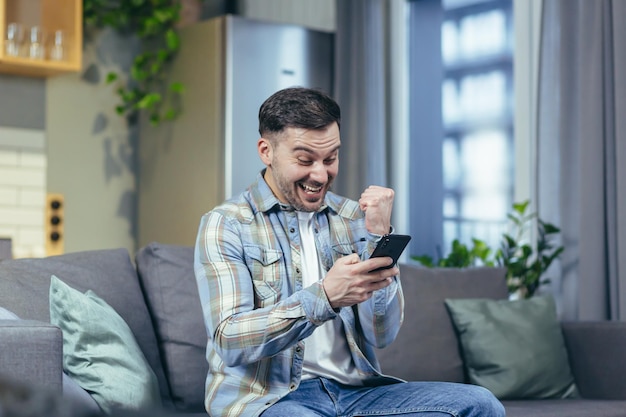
[369,234,412,272]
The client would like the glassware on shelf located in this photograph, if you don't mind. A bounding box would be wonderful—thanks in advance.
[49,30,65,61]
[5,23,24,57]
[28,26,45,60]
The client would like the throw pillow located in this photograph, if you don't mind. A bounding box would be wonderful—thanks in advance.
[135,242,208,411]
[49,276,161,413]
[444,295,578,400]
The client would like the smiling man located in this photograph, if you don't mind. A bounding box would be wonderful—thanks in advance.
[194,87,505,417]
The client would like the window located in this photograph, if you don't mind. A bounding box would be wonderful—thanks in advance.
[441,0,514,251]
[408,0,514,259]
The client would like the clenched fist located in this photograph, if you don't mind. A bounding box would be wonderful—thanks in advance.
[358,186,394,236]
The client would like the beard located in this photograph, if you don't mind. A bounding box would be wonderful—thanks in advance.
[268,167,334,212]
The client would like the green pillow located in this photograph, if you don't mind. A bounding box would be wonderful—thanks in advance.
[49,276,161,413]
[444,295,578,400]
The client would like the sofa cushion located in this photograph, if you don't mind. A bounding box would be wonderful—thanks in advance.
[503,399,626,417]
[0,305,101,414]
[0,249,171,405]
[376,265,508,382]
[49,276,161,413]
[135,243,208,412]
[562,321,626,399]
[445,295,577,400]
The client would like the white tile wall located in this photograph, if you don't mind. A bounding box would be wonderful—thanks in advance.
[0,127,46,259]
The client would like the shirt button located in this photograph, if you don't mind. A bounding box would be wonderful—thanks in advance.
[296,267,300,273]
[290,383,296,391]
[295,347,302,353]
[290,228,295,233]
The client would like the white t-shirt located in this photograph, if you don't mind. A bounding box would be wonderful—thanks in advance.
[297,211,362,385]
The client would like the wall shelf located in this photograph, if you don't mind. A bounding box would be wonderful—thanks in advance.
[0,0,82,77]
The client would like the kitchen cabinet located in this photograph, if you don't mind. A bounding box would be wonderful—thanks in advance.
[0,0,82,77]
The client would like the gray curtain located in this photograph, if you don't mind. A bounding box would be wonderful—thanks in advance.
[333,0,391,200]
[537,0,626,320]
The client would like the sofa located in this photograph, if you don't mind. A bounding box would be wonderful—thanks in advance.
[0,242,625,416]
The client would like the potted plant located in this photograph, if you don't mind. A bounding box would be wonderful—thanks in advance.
[412,200,564,298]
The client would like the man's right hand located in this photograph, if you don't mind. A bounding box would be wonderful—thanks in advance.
[321,254,398,309]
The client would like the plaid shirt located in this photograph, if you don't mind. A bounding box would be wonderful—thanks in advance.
[194,173,404,417]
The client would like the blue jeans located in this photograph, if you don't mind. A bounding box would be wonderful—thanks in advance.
[260,378,505,417]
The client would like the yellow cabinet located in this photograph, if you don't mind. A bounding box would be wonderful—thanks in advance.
[0,0,82,77]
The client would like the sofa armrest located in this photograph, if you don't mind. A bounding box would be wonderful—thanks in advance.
[562,321,626,399]
[0,319,63,393]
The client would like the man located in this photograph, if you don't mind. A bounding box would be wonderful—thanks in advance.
[194,87,505,417]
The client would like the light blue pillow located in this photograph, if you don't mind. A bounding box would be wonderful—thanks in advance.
[49,276,161,413]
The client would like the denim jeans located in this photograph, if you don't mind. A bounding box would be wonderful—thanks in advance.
[260,377,505,417]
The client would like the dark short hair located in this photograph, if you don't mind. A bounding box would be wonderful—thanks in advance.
[258,87,341,136]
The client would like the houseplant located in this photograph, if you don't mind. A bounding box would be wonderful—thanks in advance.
[412,200,564,298]
[83,0,194,125]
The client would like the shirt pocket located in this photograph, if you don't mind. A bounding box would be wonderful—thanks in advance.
[244,244,283,307]
[331,238,369,261]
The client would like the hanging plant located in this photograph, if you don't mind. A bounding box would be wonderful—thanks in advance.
[83,0,190,125]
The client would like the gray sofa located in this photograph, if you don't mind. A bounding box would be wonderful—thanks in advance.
[0,243,625,416]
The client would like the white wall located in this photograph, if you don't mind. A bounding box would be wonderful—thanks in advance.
[46,29,138,254]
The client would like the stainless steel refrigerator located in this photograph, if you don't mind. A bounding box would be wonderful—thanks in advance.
[137,14,334,247]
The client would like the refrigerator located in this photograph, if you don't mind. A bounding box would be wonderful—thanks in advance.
[137,15,334,247]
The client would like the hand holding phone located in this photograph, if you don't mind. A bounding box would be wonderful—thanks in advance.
[369,234,411,272]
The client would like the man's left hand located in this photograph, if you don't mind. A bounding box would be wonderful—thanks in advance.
[358,186,394,236]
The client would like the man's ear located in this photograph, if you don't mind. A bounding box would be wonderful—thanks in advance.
[258,137,272,166]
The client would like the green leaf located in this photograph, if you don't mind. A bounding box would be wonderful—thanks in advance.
[411,255,434,267]
[137,93,162,109]
[149,113,161,126]
[543,222,561,234]
[166,29,180,51]
[163,109,178,121]
[169,82,185,93]
[513,200,530,214]
[106,72,118,84]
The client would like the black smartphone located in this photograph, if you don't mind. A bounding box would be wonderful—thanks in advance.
[369,234,412,272]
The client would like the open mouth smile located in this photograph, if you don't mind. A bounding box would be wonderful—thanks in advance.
[299,183,322,194]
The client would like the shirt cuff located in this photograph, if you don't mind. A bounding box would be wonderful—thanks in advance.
[299,282,337,326]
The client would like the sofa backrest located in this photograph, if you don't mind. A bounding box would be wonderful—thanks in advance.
[0,249,171,406]
[376,264,509,383]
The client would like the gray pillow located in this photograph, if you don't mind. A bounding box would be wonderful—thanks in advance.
[445,295,578,400]
[135,242,208,411]
[49,276,161,413]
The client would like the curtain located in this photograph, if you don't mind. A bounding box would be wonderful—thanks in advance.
[536,0,626,320]
[333,0,391,200]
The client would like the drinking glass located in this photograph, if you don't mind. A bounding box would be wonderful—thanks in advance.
[28,26,45,60]
[5,23,23,57]
[49,30,64,61]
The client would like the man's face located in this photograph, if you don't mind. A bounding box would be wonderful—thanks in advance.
[258,123,340,212]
